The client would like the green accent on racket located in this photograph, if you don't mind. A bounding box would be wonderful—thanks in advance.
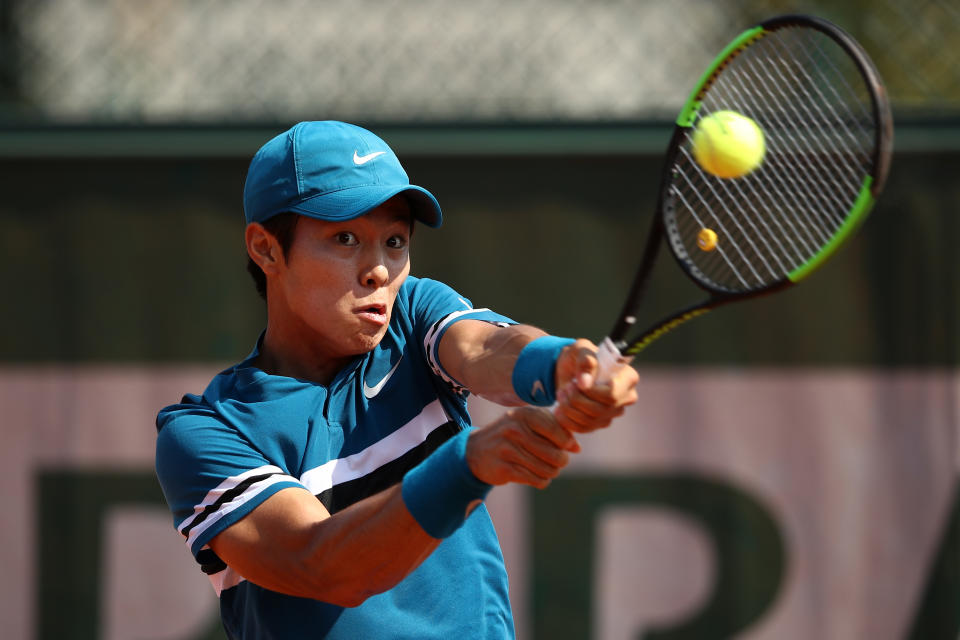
[788,177,875,283]
[676,26,766,128]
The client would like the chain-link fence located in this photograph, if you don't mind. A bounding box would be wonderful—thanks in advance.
[4,0,958,124]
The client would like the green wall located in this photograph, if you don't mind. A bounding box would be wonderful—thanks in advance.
[0,149,956,366]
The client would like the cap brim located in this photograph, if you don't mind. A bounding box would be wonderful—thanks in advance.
[289,184,442,228]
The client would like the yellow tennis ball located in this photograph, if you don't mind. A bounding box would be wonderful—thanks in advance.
[692,110,766,179]
[697,228,718,251]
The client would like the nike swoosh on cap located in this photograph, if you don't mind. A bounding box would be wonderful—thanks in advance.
[363,356,404,399]
[353,150,387,166]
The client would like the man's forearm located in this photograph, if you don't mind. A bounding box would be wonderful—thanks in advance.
[302,485,442,606]
[210,484,441,607]
[438,321,547,405]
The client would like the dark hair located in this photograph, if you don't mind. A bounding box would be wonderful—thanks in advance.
[246,212,300,300]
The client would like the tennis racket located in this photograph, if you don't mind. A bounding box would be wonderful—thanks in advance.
[596,13,893,377]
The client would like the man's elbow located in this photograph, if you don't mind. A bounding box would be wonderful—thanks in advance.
[322,590,368,608]
[319,583,387,608]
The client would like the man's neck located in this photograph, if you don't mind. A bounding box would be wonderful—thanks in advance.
[252,323,352,385]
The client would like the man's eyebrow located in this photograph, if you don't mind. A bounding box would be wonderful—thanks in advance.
[387,211,413,226]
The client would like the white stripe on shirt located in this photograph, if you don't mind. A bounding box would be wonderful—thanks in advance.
[300,399,450,495]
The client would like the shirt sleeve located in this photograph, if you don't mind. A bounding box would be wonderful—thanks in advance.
[155,399,306,560]
[402,276,516,395]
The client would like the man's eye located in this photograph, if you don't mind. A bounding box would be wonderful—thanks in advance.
[386,235,407,249]
[336,232,358,245]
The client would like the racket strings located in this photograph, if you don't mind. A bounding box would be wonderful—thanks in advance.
[744,64,856,218]
[672,165,775,284]
[761,34,871,198]
[724,55,848,248]
[712,38,863,264]
[668,26,878,292]
[671,185,761,288]
[792,32,875,149]
[758,31,874,199]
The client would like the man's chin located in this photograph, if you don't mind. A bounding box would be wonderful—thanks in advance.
[351,326,389,355]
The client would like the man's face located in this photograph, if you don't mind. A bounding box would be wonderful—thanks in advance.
[273,196,412,363]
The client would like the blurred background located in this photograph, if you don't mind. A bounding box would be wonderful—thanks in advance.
[0,1,957,638]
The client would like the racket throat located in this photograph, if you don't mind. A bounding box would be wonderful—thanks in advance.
[608,218,666,345]
[626,307,713,356]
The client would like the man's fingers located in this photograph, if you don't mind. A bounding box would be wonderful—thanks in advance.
[573,347,598,391]
[570,340,599,390]
[467,406,583,488]
[553,363,638,432]
[502,422,572,468]
[609,365,641,404]
[507,462,556,489]
[557,381,634,419]
[564,365,640,408]
[557,382,610,417]
[576,371,594,391]
[515,407,580,453]
[555,339,599,390]
[490,415,571,487]
[555,402,625,433]
[503,444,569,481]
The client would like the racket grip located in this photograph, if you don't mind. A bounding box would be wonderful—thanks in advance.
[596,337,633,385]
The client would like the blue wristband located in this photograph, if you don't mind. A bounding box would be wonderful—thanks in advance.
[402,429,492,539]
[512,336,575,406]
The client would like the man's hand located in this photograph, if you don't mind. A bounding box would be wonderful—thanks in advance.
[553,338,640,433]
[466,407,580,489]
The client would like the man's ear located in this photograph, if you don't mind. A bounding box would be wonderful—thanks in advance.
[245,223,283,275]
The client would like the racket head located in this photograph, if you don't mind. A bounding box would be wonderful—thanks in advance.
[660,14,893,297]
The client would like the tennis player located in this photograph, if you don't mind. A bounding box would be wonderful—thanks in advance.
[155,121,639,639]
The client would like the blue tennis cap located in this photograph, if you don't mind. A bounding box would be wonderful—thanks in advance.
[243,121,442,227]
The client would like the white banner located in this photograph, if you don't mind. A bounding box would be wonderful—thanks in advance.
[1,367,956,639]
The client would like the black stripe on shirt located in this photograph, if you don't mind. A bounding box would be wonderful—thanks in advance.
[316,421,461,514]
[180,472,279,539]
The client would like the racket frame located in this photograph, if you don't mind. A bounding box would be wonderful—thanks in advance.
[606,14,893,359]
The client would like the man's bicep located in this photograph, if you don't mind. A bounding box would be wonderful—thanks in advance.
[209,486,332,596]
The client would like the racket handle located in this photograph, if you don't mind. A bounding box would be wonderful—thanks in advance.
[596,337,633,385]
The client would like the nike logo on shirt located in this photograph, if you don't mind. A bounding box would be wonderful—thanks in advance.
[353,150,387,166]
[363,356,403,399]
